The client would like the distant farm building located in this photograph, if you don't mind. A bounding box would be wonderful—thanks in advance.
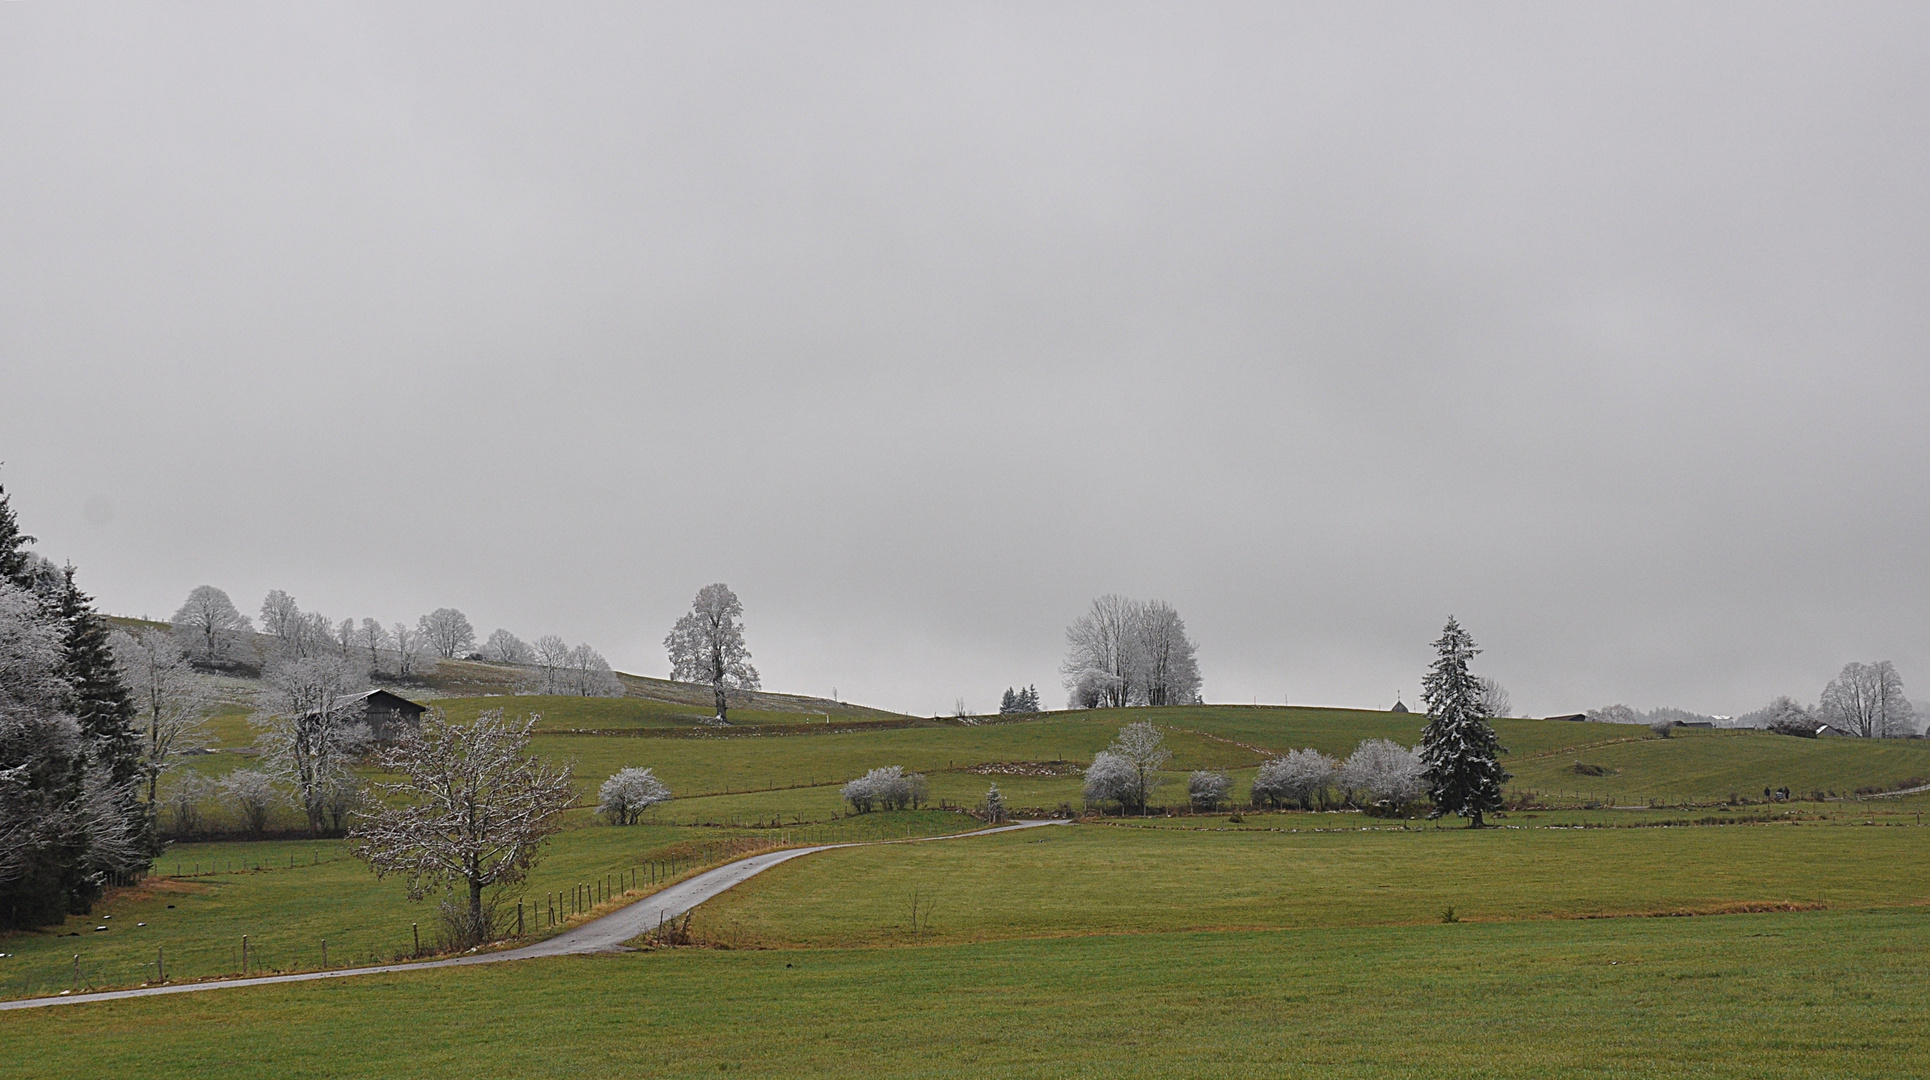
[1390,699,1410,713]
[312,689,428,741]
[1545,713,1589,723]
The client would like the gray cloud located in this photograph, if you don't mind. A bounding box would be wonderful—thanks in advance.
[4,3,1926,717]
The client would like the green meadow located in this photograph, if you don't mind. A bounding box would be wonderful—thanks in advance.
[5,909,1927,1079]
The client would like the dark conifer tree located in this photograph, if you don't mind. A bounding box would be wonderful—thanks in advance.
[56,565,148,858]
[0,479,34,586]
[1418,617,1510,828]
[999,688,1018,714]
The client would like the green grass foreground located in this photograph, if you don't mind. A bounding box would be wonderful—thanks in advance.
[4,910,1927,1079]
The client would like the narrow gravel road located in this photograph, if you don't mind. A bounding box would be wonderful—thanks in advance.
[0,819,1064,1012]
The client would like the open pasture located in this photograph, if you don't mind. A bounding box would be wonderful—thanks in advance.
[0,812,976,1001]
[5,909,1927,1079]
[693,815,1930,948]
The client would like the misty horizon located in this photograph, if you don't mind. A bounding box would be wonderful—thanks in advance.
[5,4,1926,720]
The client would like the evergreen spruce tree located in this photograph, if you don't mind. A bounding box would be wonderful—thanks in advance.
[56,565,148,858]
[1024,684,1040,711]
[0,479,35,586]
[1418,617,1510,828]
[999,687,1018,714]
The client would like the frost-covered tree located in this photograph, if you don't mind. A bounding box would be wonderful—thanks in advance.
[1418,618,1510,828]
[358,618,390,671]
[665,583,760,724]
[999,688,1019,713]
[1081,752,1139,811]
[1137,601,1201,707]
[1061,595,1143,709]
[1337,739,1427,808]
[252,654,371,835]
[352,710,574,948]
[170,585,251,663]
[1082,722,1171,812]
[257,590,303,654]
[0,492,145,925]
[109,627,213,806]
[983,782,1007,822]
[597,767,672,825]
[0,581,92,926]
[1062,596,1201,708]
[335,618,357,658]
[1820,661,1915,738]
[1249,748,1336,809]
[1747,695,1818,736]
[483,629,534,665]
[390,621,435,678]
[221,769,281,835]
[1188,770,1231,811]
[841,766,926,813]
[531,634,570,692]
[565,643,623,697]
[418,608,476,659]
[1586,703,1639,724]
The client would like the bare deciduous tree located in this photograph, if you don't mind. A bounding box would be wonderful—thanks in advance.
[1138,601,1202,706]
[252,654,371,835]
[597,767,672,825]
[1062,596,1202,708]
[418,608,476,659]
[257,590,302,652]
[169,585,250,663]
[390,621,435,678]
[1061,595,1142,709]
[108,627,213,805]
[1820,661,1915,738]
[335,618,357,658]
[566,643,623,697]
[531,634,570,692]
[1474,677,1512,719]
[358,618,390,671]
[483,628,534,665]
[351,709,575,948]
[665,583,760,724]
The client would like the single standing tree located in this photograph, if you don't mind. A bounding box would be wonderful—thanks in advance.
[483,628,534,665]
[252,655,371,835]
[418,608,476,659]
[1082,721,1171,812]
[109,627,214,806]
[1136,601,1202,706]
[1418,618,1510,828]
[597,767,672,825]
[358,618,389,671]
[1250,748,1337,809]
[531,634,570,692]
[170,585,251,663]
[1061,595,1142,708]
[665,583,760,724]
[1819,661,1915,738]
[352,710,575,948]
[391,621,434,678]
[1474,677,1512,719]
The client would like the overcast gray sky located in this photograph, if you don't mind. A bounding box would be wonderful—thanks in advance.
[4,3,1926,718]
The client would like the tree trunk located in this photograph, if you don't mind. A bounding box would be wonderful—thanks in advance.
[1467,811,1484,829]
[713,679,729,724]
[469,876,484,931]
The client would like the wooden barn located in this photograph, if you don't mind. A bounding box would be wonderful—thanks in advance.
[334,689,428,741]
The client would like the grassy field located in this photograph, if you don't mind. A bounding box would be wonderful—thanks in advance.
[0,812,978,1000]
[692,816,1930,948]
[4,909,1926,1079]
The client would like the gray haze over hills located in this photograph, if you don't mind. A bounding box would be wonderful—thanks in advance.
[3,4,1926,718]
